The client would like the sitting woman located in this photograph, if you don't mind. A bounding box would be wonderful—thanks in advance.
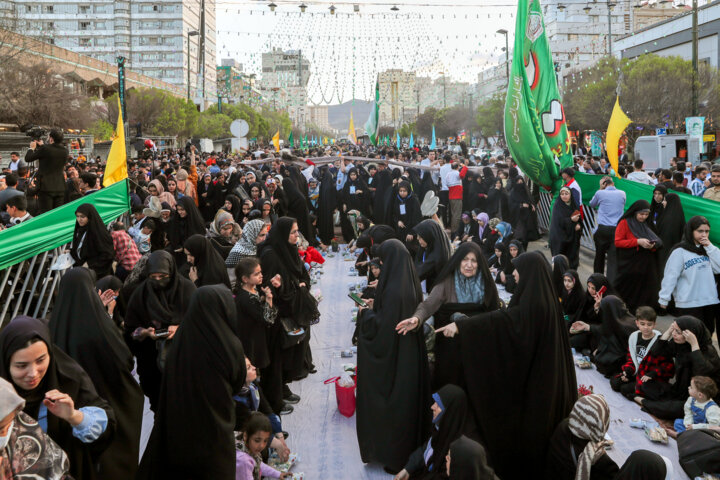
[453,212,477,244]
[572,295,636,377]
[0,315,116,480]
[70,203,115,278]
[545,394,619,480]
[508,239,524,261]
[551,255,571,302]
[635,316,720,420]
[446,436,499,480]
[0,377,71,479]
[393,385,478,480]
[572,273,617,354]
[488,242,516,292]
[560,270,586,326]
[397,242,499,390]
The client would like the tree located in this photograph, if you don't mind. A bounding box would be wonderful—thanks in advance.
[88,119,114,142]
[195,112,232,139]
[475,93,505,142]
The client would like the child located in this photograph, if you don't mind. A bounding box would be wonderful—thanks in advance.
[235,412,290,480]
[610,306,674,400]
[134,219,155,254]
[671,376,720,436]
[361,258,381,300]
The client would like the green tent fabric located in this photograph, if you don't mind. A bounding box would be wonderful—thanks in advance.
[0,179,131,270]
[575,172,720,245]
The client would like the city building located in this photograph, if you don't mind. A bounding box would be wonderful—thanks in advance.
[217,58,263,108]
[476,60,511,101]
[378,69,417,127]
[415,75,471,113]
[4,0,217,101]
[260,48,311,127]
[614,0,720,67]
[308,105,330,131]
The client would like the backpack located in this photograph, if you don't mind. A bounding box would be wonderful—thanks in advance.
[677,428,720,477]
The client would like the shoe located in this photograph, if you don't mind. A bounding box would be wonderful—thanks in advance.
[308,366,317,374]
[279,404,294,415]
[282,431,289,439]
[383,466,400,475]
[284,393,300,404]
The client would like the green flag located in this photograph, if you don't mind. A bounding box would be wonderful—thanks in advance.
[288,131,294,148]
[504,0,573,193]
[303,135,308,148]
[364,80,380,145]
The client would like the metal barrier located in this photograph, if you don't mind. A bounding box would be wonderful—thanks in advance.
[535,189,598,252]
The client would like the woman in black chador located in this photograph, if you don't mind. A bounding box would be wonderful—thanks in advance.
[356,239,431,474]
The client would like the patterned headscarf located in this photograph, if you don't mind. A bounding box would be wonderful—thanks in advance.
[568,394,611,480]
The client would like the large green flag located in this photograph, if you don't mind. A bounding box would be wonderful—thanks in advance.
[288,131,294,148]
[364,80,380,146]
[504,0,573,193]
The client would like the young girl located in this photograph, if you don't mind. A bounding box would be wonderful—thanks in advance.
[235,412,290,480]
[234,258,279,372]
[560,270,586,325]
[392,181,422,243]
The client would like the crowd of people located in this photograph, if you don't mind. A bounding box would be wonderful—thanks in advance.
[0,133,720,479]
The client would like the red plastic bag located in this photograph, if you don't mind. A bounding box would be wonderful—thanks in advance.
[324,375,356,417]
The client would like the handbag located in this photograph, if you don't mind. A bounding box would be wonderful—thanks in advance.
[279,317,306,349]
[677,428,720,477]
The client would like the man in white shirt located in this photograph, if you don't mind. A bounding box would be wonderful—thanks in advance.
[420,151,440,185]
[626,159,653,185]
[438,154,453,225]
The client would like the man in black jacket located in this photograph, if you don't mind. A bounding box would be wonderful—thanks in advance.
[24,129,69,213]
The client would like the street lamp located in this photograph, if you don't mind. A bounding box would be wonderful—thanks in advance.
[582,1,616,56]
[692,0,698,115]
[268,2,277,12]
[496,29,509,85]
[186,30,199,101]
[329,4,336,14]
[299,3,307,12]
[439,71,447,108]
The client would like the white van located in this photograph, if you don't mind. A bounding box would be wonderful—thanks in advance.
[633,134,700,171]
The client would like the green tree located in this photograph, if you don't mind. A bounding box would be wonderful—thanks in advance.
[88,119,114,142]
[475,93,505,142]
[194,112,232,139]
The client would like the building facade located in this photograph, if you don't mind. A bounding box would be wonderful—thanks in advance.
[260,48,311,127]
[378,69,417,127]
[217,59,263,108]
[5,0,216,100]
[308,105,330,131]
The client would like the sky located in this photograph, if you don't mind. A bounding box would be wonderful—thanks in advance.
[214,0,517,104]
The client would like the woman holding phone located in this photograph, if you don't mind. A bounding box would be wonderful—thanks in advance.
[614,200,662,313]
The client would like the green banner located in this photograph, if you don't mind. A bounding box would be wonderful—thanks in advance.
[504,0,573,193]
[0,179,131,270]
[576,173,720,246]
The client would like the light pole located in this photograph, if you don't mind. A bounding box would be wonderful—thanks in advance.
[187,30,199,101]
[607,2,616,56]
[440,71,447,108]
[496,29,509,85]
[692,0,699,115]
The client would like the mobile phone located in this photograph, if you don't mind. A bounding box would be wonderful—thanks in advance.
[597,286,607,296]
[348,292,368,308]
[154,328,170,339]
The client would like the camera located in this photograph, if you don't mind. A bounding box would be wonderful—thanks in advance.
[21,124,48,141]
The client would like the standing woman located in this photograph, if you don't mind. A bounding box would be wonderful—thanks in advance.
[508,176,536,248]
[183,234,231,288]
[652,192,686,271]
[317,167,337,245]
[168,196,207,265]
[0,315,116,480]
[258,217,319,414]
[124,251,196,411]
[282,177,312,241]
[70,203,114,279]
[435,251,577,479]
[397,242,500,390]
[342,167,371,218]
[413,219,453,293]
[50,268,144,480]
[485,178,508,220]
[197,173,215,222]
[614,200,663,312]
[393,180,422,243]
[549,187,582,270]
[659,216,720,335]
[225,219,268,268]
[138,286,246,480]
[356,239,431,474]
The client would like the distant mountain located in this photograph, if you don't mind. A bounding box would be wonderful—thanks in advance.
[327,100,373,131]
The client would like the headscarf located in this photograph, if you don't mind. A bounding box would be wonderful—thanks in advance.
[125,250,196,330]
[230,219,266,258]
[508,239,525,258]
[495,221,511,241]
[598,295,636,348]
[561,270,586,318]
[257,217,303,277]
[476,212,489,238]
[426,385,476,474]
[436,242,499,310]
[169,196,207,248]
[0,376,24,418]
[355,224,396,250]
[567,394,611,480]
[551,255,571,298]
[449,436,499,480]
[225,194,243,221]
[183,234,232,288]
[492,242,514,275]
[586,273,617,298]
[70,203,114,263]
[615,449,672,480]
[670,316,720,366]
[413,219,452,267]
[620,200,661,245]
[650,184,667,221]
[674,215,710,256]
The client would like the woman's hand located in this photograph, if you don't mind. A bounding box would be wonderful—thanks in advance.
[394,469,410,480]
[571,214,580,222]
[188,266,198,283]
[367,280,378,288]
[683,329,700,350]
[640,375,653,383]
[661,322,676,340]
[593,292,603,310]
[167,325,178,339]
[571,321,590,332]
[396,317,419,335]
[270,435,290,462]
[575,223,581,231]
[364,298,374,309]
[398,221,405,229]
[637,238,653,249]
[98,289,115,307]
[270,274,282,288]
[499,271,506,284]
[435,322,459,338]
[406,234,414,242]
[44,390,83,426]
[298,282,306,288]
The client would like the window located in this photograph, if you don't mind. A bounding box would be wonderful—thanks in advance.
[79,5,90,14]
[25,4,31,12]
[45,5,53,13]
[79,38,91,47]
[79,21,90,30]
[45,21,54,30]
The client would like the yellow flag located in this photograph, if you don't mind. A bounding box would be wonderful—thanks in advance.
[348,112,357,145]
[272,130,280,152]
[607,97,632,176]
[102,97,127,187]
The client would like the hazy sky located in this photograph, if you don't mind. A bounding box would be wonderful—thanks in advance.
[214,0,517,104]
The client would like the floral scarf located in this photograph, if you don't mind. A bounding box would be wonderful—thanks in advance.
[235,435,262,480]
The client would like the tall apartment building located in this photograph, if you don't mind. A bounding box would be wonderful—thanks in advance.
[308,105,330,131]
[6,0,216,99]
[217,58,263,108]
[378,69,417,127]
[260,48,311,127]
